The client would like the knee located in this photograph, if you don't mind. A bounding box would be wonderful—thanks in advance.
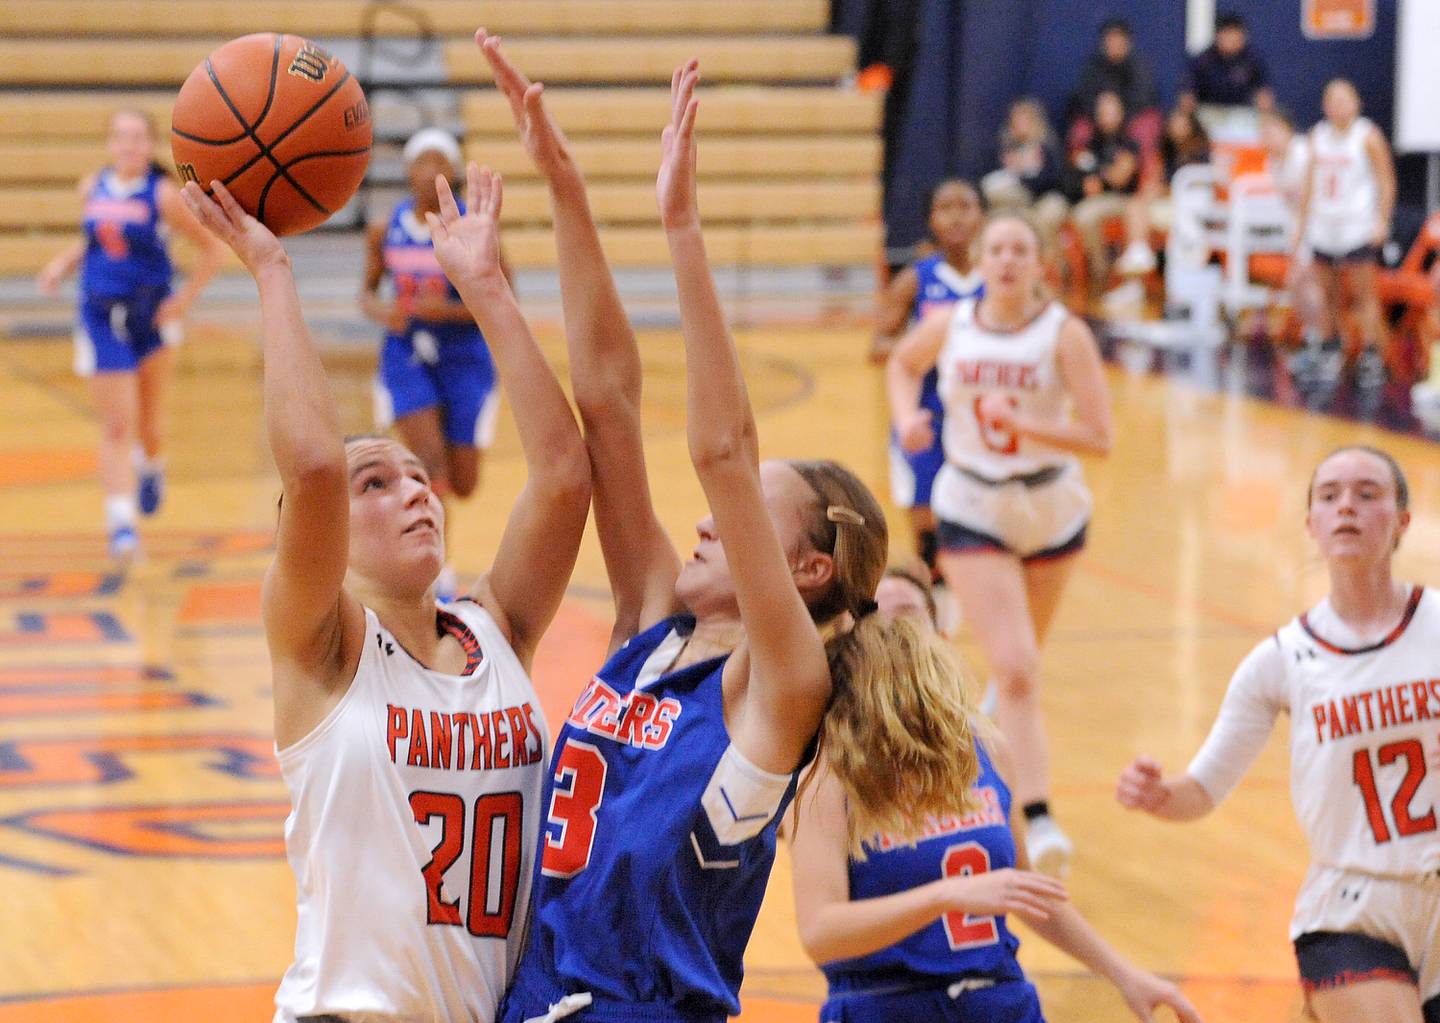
[99,412,131,446]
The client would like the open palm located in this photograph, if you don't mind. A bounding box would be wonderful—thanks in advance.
[657,61,700,230]
[180,180,286,275]
[427,162,505,291]
[477,29,573,181]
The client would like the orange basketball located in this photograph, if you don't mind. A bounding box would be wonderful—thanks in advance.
[171,33,372,236]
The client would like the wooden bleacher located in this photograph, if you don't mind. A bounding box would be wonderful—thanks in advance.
[0,0,830,38]
[0,0,880,279]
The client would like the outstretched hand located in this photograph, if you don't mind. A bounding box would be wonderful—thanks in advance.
[1117,969,1205,1023]
[1115,755,1170,814]
[476,29,575,183]
[426,162,507,294]
[657,61,700,231]
[180,181,287,276]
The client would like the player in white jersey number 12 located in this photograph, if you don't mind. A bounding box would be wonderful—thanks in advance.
[1118,447,1440,1023]
[181,158,590,1022]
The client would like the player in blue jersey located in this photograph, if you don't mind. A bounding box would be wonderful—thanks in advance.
[477,38,982,1023]
[362,128,501,599]
[36,108,224,558]
[791,566,1203,1023]
[872,179,985,613]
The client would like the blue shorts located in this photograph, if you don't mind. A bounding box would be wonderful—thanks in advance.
[1296,929,1418,991]
[889,430,946,510]
[374,325,498,448]
[74,284,174,376]
[937,519,1088,563]
[821,976,1044,1023]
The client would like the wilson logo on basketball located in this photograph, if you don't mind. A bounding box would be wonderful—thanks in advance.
[287,42,334,82]
[344,98,371,131]
[175,163,200,185]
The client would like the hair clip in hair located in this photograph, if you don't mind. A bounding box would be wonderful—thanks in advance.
[855,598,880,619]
[826,505,865,527]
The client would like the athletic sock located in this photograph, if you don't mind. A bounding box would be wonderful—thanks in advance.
[104,495,137,532]
[918,528,939,578]
[1022,800,1051,822]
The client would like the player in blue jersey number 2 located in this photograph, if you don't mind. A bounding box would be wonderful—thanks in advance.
[792,566,1202,1023]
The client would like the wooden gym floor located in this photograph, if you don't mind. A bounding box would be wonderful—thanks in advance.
[1,311,1437,1022]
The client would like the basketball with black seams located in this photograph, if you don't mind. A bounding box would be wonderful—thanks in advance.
[171,33,372,235]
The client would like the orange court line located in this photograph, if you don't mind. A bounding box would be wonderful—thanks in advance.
[0,448,96,487]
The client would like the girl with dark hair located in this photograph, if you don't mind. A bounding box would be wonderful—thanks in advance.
[873,178,985,623]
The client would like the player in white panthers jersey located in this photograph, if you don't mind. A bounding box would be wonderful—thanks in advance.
[274,597,550,1022]
[1294,79,1396,389]
[1119,448,1440,1023]
[181,158,589,1022]
[888,213,1112,880]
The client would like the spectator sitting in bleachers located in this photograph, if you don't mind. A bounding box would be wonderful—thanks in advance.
[1179,13,1274,140]
[1067,90,1140,291]
[1067,19,1162,160]
[1115,106,1212,275]
[980,97,1069,250]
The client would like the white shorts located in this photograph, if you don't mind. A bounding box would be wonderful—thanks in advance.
[1308,217,1376,261]
[931,459,1091,559]
[1291,863,1440,1003]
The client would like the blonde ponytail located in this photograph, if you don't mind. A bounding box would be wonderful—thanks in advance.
[788,459,983,857]
[818,613,980,856]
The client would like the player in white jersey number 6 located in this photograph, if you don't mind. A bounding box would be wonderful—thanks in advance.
[181,163,590,1022]
[887,213,1113,878]
[1118,447,1440,1023]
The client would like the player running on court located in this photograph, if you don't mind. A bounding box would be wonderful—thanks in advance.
[474,38,980,1023]
[37,108,225,558]
[887,212,1113,877]
[362,128,502,599]
[181,155,589,1023]
[791,567,1202,1023]
[1118,447,1439,1023]
[872,179,985,613]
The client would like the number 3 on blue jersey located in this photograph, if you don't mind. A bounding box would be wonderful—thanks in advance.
[542,741,608,878]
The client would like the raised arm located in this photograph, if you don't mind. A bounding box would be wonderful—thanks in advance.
[659,63,828,773]
[182,181,361,745]
[885,308,948,452]
[156,178,226,323]
[790,763,1066,966]
[480,31,682,648]
[426,163,590,668]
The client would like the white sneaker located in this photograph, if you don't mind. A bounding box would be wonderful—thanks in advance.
[1024,814,1073,878]
[1116,241,1157,275]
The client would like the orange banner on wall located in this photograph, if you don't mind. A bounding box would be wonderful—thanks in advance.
[1304,0,1375,38]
